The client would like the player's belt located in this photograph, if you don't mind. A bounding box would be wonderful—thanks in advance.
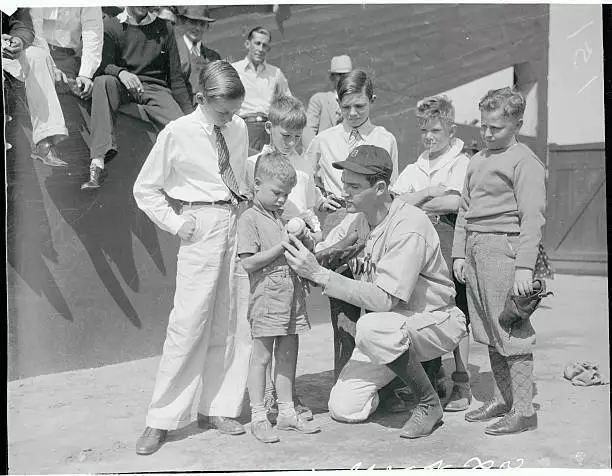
[241,113,268,123]
[48,44,76,56]
[178,199,233,207]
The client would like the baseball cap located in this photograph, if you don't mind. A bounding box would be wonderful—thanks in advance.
[330,55,352,74]
[332,144,393,177]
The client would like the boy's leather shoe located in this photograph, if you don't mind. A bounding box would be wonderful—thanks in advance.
[208,416,245,435]
[399,403,443,439]
[465,400,509,422]
[485,409,537,435]
[276,414,320,434]
[135,427,167,455]
[444,372,472,412]
[251,419,280,443]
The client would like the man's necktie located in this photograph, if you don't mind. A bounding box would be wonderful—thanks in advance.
[214,125,242,206]
[348,128,361,149]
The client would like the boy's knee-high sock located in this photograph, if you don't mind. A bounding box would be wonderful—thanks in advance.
[488,346,513,407]
[507,353,535,416]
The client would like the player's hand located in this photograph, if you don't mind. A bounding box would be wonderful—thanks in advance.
[53,66,68,84]
[2,35,24,59]
[76,76,93,100]
[453,258,466,284]
[177,218,196,241]
[283,234,327,284]
[513,267,534,296]
[427,184,447,198]
[118,70,144,103]
[320,195,344,212]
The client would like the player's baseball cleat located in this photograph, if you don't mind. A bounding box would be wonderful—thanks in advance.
[399,403,443,439]
[444,372,472,412]
[251,419,280,443]
[484,409,537,435]
[276,414,320,434]
[465,400,509,422]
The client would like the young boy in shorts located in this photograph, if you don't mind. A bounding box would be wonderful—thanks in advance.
[452,87,546,435]
[246,95,340,421]
[392,95,472,412]
[238,151,321,443]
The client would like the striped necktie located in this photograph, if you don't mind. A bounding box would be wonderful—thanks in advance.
[214,125,242,206]
[348,128,361,149]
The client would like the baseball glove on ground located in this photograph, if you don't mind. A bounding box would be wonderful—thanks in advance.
[315,231,365,272]
[498,278,553,328]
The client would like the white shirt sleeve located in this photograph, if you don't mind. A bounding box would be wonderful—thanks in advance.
[390,164,417,195]
[389,135,399,186]
[133,128,187,235]
[79,7,103,78]
[276,68,291,97]
[29,9,50,51]
[446,154,470,193]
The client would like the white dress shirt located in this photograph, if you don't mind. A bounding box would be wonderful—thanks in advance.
[231,57,291,116]
[133,108,249,235]
[391,138,469,195]
[117,9,157,26]
[304,120,399,198]
[30,7,103,79]
[183,35,201,56]
[246,144,325,233]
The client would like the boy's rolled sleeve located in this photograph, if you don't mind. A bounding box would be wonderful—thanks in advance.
[514,157,547,269]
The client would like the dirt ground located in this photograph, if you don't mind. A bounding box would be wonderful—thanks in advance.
[7,274,611,473]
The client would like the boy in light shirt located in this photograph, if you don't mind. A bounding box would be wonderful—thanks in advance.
[392,95,472,412]
[246,95,339,420]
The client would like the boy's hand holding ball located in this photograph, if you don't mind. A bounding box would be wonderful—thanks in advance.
[286,217,307,238]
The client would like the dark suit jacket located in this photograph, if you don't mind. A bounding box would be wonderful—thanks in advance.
[175,34,221,101]
[2,8,35,48]
[303,91,342,148]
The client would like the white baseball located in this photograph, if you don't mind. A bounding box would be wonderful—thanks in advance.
[286,217,306,235]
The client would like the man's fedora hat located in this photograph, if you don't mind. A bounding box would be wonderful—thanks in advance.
[176,5,216,22]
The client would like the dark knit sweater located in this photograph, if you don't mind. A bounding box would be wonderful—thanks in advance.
[97,17,192,114]
[2,8,35,47]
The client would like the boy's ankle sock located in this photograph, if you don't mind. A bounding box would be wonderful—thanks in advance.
[251,402,268,422]
[277,401,296,419]
[91,158,105,169]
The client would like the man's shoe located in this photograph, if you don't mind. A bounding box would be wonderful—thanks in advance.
[484,409,537,436]
[208,416,246,435]
[81,164,103,190]
[465,400,509,422]
[276,414,320,434]
[383,389,413,413]
[31,142,68,167]
[135,427,167,455]
[444,372,472,412]
[251,419,280,443]
[399,403,443,439]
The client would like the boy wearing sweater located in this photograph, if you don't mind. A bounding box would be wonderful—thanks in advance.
[452,87,546,435]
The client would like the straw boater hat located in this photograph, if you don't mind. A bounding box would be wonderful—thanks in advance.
[175,5,216,23]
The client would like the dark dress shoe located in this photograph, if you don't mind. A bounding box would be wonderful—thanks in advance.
[208,416,246,435]
[135,427,167,455]
[465,400,509,422]
[485,409,537,436]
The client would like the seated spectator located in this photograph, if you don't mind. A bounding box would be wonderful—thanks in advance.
[3,7,69,167]
[82,6,192,191]
[174,5,221,104]
[302,55,352,148]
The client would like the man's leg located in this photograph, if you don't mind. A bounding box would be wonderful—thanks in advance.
[12,45,69,166]
[141,83,186,128]
[83,74,131,190]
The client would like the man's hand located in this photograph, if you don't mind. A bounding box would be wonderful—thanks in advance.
[53,66,68,83]
[76,76,93,99]
[177,218,196,242]
[453,258,466,284]
[283,235,330,285]
[427,184,447,199]
[118,70,144,103]
[319,195,344,212]
[2,34,24,59]
[513,267,534,296]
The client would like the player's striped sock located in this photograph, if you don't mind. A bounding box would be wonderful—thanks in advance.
[507,353,535,416]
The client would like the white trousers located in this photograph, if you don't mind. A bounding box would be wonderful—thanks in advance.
[3,45,67,145]
[146,204,252,430]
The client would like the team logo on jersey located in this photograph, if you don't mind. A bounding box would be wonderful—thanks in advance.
[350,253,376,280]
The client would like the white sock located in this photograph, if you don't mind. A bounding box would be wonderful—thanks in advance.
[91,158,104,169]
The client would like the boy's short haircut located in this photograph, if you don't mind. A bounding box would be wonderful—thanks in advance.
[247,26,271,42]
[268,95,307,131]
[416,95,455,127]
[254,150,297,188]
[478,86,526,120]
[337,69,374,103]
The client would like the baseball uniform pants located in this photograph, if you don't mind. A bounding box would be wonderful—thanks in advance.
[328,308,466,422]
[145,203,252,430]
